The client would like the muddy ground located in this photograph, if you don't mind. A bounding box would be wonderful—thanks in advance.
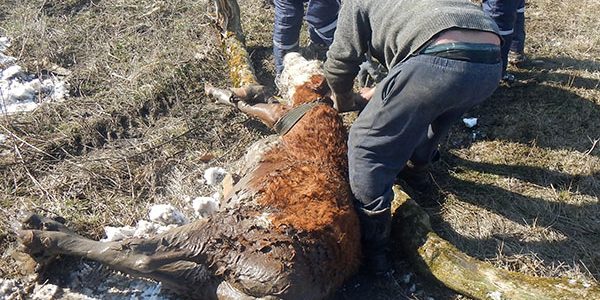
[0,0,599,299]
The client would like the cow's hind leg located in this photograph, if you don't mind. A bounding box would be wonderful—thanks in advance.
[18,214,220,298]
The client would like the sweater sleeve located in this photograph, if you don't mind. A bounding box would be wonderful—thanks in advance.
[323,0,370,95]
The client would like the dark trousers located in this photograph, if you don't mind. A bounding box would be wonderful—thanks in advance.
[511,1,526,53]
[273,0,339,74]
[348,54,501,212]
[482,0,521,74]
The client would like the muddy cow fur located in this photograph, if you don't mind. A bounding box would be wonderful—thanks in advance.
[17,54,361,299]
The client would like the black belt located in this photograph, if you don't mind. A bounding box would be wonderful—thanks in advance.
[420,42,501,64]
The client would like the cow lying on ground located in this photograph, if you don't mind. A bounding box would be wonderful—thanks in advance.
[17,52,361,300]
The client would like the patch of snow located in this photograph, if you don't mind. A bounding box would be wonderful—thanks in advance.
[0,35,69,115]
[148,204,188,225]
[0,262,174,299]
[0,133,6,144]
[488,291,503,300]
[32,284,59,299]
[1,65,23,80]
[101,204,188,242]
[0,279,19,299]
[203,167,228,186]
[133,219,163,238]
[192,196,220,218]
[463,117,478,128]
[212,191,222,202]
[255,212,272,228]
[0,36,11,51]
[101,225,136,242]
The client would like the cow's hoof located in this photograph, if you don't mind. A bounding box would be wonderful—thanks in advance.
[18,214,74,272]
[16,230,59,272]
[205,83,237,107]
[21,213,72,233]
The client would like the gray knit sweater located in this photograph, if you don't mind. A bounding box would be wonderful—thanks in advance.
[324,0,500,94]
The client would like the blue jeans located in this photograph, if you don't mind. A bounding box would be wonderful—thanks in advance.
[273,0,339,74]
[348,54,501,212]
[483,0,521,74]
[511,0,526,53]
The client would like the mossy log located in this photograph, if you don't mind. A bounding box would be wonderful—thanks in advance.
[390,185,600,300]
[212,0,259,88]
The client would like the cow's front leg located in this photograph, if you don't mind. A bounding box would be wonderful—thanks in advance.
[205,83,268,106]
[206,83,288,129]
[236,101,288,128]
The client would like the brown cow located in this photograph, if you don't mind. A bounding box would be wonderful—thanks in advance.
[17,52,361,299]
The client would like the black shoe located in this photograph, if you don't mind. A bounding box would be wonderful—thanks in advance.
[356,207,393,276]
[301,42,328,61]
[362,250,393,276]
[508,51,527,66]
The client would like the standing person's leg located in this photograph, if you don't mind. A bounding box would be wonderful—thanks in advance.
[348,54,501,274]
[273,0,304,76]
[303,0,339,60]
[305,0,339,46]
[482,0,518,80]
[510,0,526,64]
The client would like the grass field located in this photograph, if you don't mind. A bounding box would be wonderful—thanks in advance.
[0,0,598,299]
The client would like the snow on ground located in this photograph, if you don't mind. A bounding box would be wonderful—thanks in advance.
[1,166,228,299]
[101,167,225,242]
[0,266,171,300]
[203,167,228,186]
[0,36,69,115]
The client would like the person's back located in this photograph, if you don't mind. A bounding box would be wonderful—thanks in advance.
[325,0,499,95]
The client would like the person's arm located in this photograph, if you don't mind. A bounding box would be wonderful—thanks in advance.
[323,0,370,111]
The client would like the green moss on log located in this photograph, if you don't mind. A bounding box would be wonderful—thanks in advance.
[390,185,600,300]
[222,31,259,88]
[212,0,259,88]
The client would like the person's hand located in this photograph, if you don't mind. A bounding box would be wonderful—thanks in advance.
[331,91,368,113]
[359,86,375,101]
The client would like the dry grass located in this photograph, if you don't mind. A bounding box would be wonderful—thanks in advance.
[0,0,598,298]
[0,0,270,277]
[427,0,600,283]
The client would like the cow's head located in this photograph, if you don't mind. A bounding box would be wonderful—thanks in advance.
[277,52,331,107]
